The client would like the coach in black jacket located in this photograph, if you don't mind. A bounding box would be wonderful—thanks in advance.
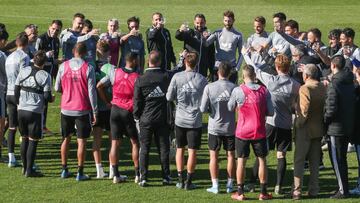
[133,50,171,186]
[175,14,215,78]
[35,20,62,78]
[146,12,176,70]
[324,55,355,199]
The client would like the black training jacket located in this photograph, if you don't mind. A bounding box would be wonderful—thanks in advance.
[146,27,176,70]
[133,67,170,126]
[324,70,355,137]
[175,28,215,77]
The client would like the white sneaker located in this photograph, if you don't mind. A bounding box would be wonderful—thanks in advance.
[113,175,126,184]
[321,143,328,151]
[134,175,140,183]
[348,144,355,153]
[350,185,360,195]
[206,186,219,194]
[96,168,108,179]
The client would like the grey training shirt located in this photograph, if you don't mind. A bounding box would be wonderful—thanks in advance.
[246,32,268,67]
[265,31,291,58]
[244,54,300,129]
[200,79,236,136]
[205,27,243,70]
[16,66,52,114]
[54,57,98,116]
[166,70,207,128]
[5,48,30,96]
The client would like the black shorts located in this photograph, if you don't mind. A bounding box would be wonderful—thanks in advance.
[61,113,92,139]
[110,105,138,140]
[235,137,268,158]
[266,124,292,152]
[94,110,110,130]
[6,95,18,128]
[175,126,202,150]
[208,134,235,151]
[18,110,42,139]
[0,95,5,118]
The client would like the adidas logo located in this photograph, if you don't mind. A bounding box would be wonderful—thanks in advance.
[148,86,165,98]
[216,90,231,101]
[180,81,197,93]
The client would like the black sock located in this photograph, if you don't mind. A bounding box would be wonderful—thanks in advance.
[78,166,84,176]
[276,158,286,186]
[260,183,267,194]
[135,167,140,177]
[250,158,259,183]
[20,138,29,172]
[237,184,245,195]
[113,165,119,177]
[62,164,68,171]
[0,147,2,158]
[8,129,16,153]
[26,140,38,174]
[178,171,184,183]
[186,172,193,184]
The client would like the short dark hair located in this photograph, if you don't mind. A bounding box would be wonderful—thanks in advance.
[254,16,266,25]
[242,65,256,80]
[33,50,47,67]
[16,32,28,47]
[223,10,235,19]
[273,12,286,21]
[84,19,93,30]
[275,54,290,73]
[0,29,9,41]
[149,50,161,66]
[218,61,232,78]
[308,28,322,40]
[331,55,345,70]
[152,12,163,18]
[194,13,206,21]
[0,23,6,31]
[96,40,110,54]
[342,27,355,39]
[125,52,139,62]
[73,13,85,20]
[285,20,299,31]
[24,24,38,30]
[73,42,87,57]
[127,16,140,26]
[184,52,198,68]
[51,19,63,28]
[328,29,341,40]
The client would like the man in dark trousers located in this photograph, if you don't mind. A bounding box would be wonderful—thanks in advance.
[146,12,176,70]
[324,55,355,199]
[133,50,171,187]
[35,19,63,135]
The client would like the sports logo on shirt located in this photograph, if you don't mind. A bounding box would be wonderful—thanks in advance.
[216,90,231,101]
[180,81,197,93]
[148,86,165,98]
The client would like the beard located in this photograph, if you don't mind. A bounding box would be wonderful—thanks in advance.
[224,24,233,29]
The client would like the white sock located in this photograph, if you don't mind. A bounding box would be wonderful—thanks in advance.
[212,179,219,188]
[8,153,15,162]
[227,178,234,187]
[96,163,102,172]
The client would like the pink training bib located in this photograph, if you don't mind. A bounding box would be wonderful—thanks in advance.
[236,84,267,140]
[112,68,139,112]
[60,60,92,111]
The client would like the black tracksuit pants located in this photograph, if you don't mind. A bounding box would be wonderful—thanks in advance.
[139,122,170,181]
[328,136,349,195]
